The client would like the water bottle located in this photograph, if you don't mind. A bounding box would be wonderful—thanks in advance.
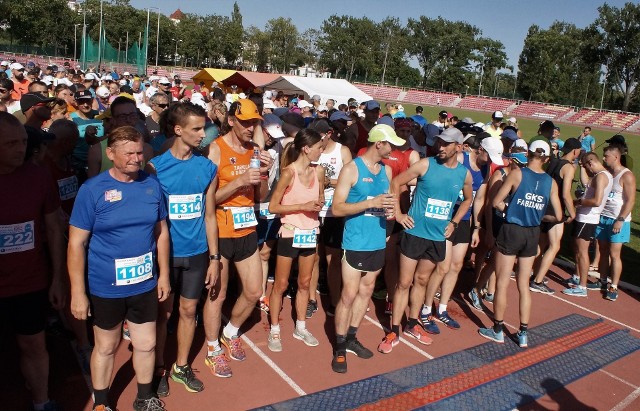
[250,147,261,169]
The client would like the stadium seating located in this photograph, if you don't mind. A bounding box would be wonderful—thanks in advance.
[404,89,459,107]
[354,84,402,101]
[511,102,574,120]
[457,96,515,113]
[565,109,639,129]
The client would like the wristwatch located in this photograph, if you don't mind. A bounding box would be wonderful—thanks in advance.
[209,254,221,261]
[449,220,459,229]
[615,217,625,222]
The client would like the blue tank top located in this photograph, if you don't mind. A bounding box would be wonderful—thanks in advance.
[150,150,218,257]
[453,152,484,221]
[407,157,468,241]
[505,167,552,227]
[342,157,389,251]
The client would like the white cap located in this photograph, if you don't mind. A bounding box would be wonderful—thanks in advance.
[492,110,504,119]
[123,71,131,76]
[0,61,9,66]
[96,86,110,98]
[508,116,517,123]
[480,137,504,166]
[397,104,404,112]
[119,79,127,85]
[474,122,487,130]
[529,140,550,156]
[158,77,171,85]
[84,73,98,80]
[317,104,328,112]
[513,139,528,150]
[265,123,285,138]
[238,92,246,99]
[42,75,54,86]
[298,100,313,109]
[102,74,113,81]
[263,90,273,99]
[263,99,276,109]
[149,75,159,82]
[9,62,24,71]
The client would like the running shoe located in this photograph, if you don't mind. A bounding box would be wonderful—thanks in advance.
[517,331,528,348]
[529,280,555,295]
[122,322,131,341]
[204,350,232,378]
[133,397,165,411]
[403,324,433,345]
[468,289,483,311]
[221,334,246,361]
[293,328,319,347]
[384,301,393,315]
[268,332,283,352]
[305,300,318,319]
[377,332,399,354]
[258,296,269,313]
[346,338,374,358]
[93,406,113,411]
[587,279,607,291]
[420,315,441,335]
[155,368,169,397]
[478,327,504,343]
[325,305,336,317]
[605,287,618,301]
[170,363,204,393]
[482,293,494,303]
[566,275,580,288]
[562,287,587,297]
[332,351,347,373]
[436,311,460,330]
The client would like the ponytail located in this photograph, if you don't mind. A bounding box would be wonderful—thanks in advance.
[281,128,322,169]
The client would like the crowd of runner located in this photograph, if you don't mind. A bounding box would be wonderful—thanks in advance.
[0,60,636,411]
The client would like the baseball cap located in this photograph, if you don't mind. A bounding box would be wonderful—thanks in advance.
[10,62,25,71]
[123,71,131,76]
[368,124,405,146]
[308,119,332,134]
[391,111,406,119]
[20,93,55,113]
[263,90,273,99]
[297,99,313,109]
[561,137,581,153]
[461,117,474,124]
[529,140,551,156]
[492,110,504,119]
[438,127,464,144]
[423,124,442,147]
[263,113,285,138]
[500,129,519,141]
[348,100,359,108]
[513,139,528,150]
[280,112,305,129]
[234,99,263,121]
[605,134,626,145]
[438,110,448,118]
[263,98,276,109]
[411,115,427,127]
[96,86,110,98]
[74,90,93,101]
[317,104,328,112]
[84,72,98,81]
[329,111,351,122]
[508,116,517,123]
[364,100,380,111]
[0,61,9,66]
[376,116,395,128]
[311,94,321,101]
[539,120,555,131]
[158,77,171,85]
[480,137,504,166]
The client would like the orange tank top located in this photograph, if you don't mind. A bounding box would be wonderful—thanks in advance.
[279,166,320,238]
[215,136,257,238]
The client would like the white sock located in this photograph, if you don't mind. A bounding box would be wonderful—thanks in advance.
[207,339,221,356]
[421,304,431,316]
[223,322,240,339]
[296,320,306,331]
[438,304,447,315]
[271,324,281,334]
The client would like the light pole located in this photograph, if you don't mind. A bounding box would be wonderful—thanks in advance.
[74,24,81,62]
[478,55,485,96]
[172,38,182,67]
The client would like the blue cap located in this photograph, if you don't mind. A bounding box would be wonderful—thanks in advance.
[391,111,406,119]
[423,124,442,147]
[329,111,351,122]
[500,129,519,141]
[273,107,289,118]
[364,100,380,111]
[411,115,427,128]
[376,116,395,128]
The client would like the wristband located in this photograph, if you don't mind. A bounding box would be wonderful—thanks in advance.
[209,254,221,261]
[449,220,458,229]
[260,175,269,180]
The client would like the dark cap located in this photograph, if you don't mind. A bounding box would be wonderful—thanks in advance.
[308,119,332,134]
[280,112,305,129]
[561,137,581,153]
[438,110,448,118]
[364,100,380,111]
[606,134,626,146]
[500,129,519,141]
[348,100,359,108]
[329,111,351,122]
[539,120,555,131]
[423,123,442,147]
[74,90,93,100]
[20,93,55,113]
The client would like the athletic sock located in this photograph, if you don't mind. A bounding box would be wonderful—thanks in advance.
[420,304,431,317]
[493,320,504,334]
[207,339,221,356]
[611,284,618,290]
[271,324,281,334]
[407,317,419,329]
[438,304,447,315]
[295,320,306,331]
[391,325,400,336]
[346,326,358,341]
[336,334,347,351]
[223,322,240,339]
[520,323,528,333]
[137,382,154,400]
[94,388,109,407]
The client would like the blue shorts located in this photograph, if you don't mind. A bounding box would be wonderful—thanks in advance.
[595,216,630,243]
[257,217,281,245]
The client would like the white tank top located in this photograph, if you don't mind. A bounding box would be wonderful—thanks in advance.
[576,170,613,224]
[318,142,344,218]
[601,168,630,221]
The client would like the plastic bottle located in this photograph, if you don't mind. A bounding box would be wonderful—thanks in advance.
[250,147,261,169]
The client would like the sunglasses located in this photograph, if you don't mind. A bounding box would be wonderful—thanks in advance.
[156,103,168,108]
[0,88,9,93]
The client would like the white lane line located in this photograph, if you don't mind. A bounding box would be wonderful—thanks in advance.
[599,369,639,389]
[364,314,434,359]
[222,315,306,396]
[451,296,518,331]
[610,387,640,411]
[509,277,640,333]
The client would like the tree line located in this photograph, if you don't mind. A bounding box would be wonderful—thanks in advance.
[0,0,638,112]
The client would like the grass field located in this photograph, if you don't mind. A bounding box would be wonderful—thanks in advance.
[390,102,640,287]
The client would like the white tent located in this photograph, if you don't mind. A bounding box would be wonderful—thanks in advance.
[262,76,372,106]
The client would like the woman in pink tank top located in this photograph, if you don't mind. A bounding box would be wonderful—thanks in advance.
[266,129,325,352]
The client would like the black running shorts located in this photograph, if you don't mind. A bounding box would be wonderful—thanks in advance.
[496,223,540,257]
[399,231,446,263]
[90,288,158,330]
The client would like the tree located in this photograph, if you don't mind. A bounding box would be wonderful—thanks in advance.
[222,2,243,65]
[591,2,640,111]
[265,17,299,73]
[242,25,270,71]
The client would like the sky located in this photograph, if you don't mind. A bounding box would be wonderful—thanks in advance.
[129,0,629,71]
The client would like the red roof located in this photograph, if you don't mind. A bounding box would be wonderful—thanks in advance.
[170,9,185,20]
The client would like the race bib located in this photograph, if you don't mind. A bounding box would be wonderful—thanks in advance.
[320,188,334,217]
[293,228,317,248]
[364,195,386,217]
[0,221,35,254]
[169,194,203,220]
[425,198,452,220]
[257,202,277,220]
[231,207,258,229]
[57,176,78,201]
[115,252,153,286]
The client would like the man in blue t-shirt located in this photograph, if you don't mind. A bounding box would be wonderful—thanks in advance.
[578,126,596,153]
[68,126,170,411]
[146,102,220,391]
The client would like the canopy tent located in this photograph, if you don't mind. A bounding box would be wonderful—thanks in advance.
[191,68,236,89]
[222,71,281,92]
[262,76,372,106]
